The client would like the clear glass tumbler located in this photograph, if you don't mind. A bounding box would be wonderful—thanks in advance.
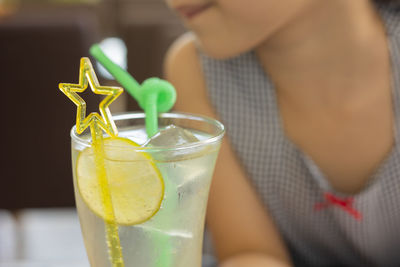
[70,112,224,267]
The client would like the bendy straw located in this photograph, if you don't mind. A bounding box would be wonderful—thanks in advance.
[89,44,176,137]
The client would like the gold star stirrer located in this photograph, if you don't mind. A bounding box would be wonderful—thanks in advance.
[59,57,125,267]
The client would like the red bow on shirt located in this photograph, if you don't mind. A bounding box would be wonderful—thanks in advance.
[314,193,362,220]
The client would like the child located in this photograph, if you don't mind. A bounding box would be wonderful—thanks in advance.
[163,0,400,266]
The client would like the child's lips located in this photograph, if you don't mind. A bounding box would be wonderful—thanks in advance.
[175,3,213,20]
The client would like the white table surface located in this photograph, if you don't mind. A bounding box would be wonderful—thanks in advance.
[0,208,89,266]
[0,208,217,267]
[0,261,89,267]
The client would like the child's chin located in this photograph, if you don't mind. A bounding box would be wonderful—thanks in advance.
[197,39,251,60]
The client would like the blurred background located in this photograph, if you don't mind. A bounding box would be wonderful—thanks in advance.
[0,0,207,266]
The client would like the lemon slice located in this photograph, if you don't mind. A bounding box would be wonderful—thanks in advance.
[76,137,164,225]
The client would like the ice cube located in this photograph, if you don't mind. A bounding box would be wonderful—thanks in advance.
[143,125,200,161]
[144,125,198,147]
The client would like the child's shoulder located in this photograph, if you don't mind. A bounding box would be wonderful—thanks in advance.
[164,32,216,117]
[164,32,200,80]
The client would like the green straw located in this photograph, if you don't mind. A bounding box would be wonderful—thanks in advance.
[89,44,176,137]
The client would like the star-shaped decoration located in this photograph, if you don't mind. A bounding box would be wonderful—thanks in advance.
[59,57,123,137]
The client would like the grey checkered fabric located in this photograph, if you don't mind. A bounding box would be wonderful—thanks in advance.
[200,4,400,267]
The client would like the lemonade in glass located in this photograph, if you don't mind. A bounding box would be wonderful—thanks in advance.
[71,112,224,267]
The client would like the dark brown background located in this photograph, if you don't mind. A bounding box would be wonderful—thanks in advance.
[0,0,185,210]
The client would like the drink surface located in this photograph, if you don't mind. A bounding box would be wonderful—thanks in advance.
[71,126,219,267]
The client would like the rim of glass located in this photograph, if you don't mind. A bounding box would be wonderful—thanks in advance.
[70,112,225,153]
